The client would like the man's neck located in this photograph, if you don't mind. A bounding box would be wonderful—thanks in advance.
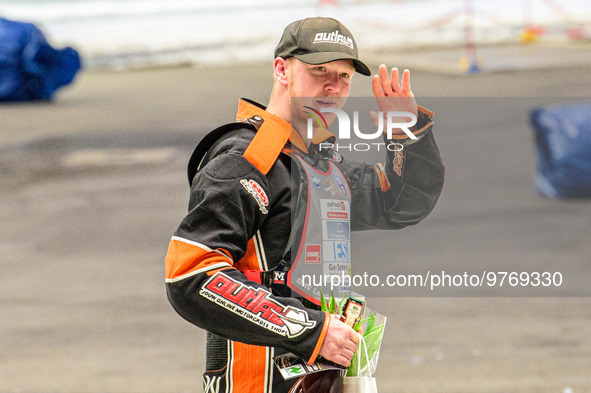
[265,100,289,124]
[267,93,313,149]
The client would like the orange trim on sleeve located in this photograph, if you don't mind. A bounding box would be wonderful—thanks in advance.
[307,311,331,365]
[373,162,391,192]
[231,341,268,393]
[234,237,262,271]
[165,237,232,281]
[206,266,234,276]
[388,105,434,140]
[418,105,434,118]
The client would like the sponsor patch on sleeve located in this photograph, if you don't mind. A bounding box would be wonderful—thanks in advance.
[240,179,269,214]
[392,149,405,177]
[200,273,316,338]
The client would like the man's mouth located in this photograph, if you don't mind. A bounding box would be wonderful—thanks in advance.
[316,99,337,107]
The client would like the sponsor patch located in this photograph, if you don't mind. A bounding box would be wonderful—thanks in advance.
[281,364,306,379]
[320,199,350,220]
[240,179,269,214]
[323,262,352,293]
[324,179,337,197]
[312,176,321,188]
[392,149,405,176]
[323,240,350,262]
[305,244,321,264]
[331,150,343,163]
[200,273,316,338]
[323,220,350,241]
[334,175,348,197]
[324,262,350,274]
[273,271,286,285]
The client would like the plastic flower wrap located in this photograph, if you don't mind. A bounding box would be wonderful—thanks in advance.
[347,310,386,377]
[319,291,387,377]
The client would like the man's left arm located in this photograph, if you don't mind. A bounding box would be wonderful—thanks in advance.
[342,107,444,230]
[353,65,443,229]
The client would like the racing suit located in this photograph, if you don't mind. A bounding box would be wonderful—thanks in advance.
[165,98,444,393]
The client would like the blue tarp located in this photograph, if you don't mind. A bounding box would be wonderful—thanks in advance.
[530,101,591,199]
[0,17,81,101]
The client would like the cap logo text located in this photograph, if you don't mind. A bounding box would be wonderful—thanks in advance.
[313,30,354,49]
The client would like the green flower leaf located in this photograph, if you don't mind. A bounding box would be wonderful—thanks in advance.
[320,289,328,312]
[338,296,348,315]
[366,312,376,333]
[328,291,337,314]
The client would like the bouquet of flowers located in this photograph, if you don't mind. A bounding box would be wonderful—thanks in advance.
[319,291,387,377]
[282,292,387,393]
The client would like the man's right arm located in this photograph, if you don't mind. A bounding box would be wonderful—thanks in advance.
[165,130,332,364]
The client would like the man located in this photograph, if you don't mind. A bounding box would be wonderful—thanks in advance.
[165,17,444,393]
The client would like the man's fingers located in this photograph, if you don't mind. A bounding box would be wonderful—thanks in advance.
[319,317,361,367]
[378,64,392,95]
[390,67,400,92]
[342,332,359,361]
[401,69,412,94]
[375,65,409,97]
[372,75,385,98]
[344,340,358,355]
[337,343,356,367]
[336,354,352,367]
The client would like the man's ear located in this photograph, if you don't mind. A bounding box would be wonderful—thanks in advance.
[273,57,289,87]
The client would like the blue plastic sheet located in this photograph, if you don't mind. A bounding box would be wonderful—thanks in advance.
[530,101,591,198]
[0,18,81,101]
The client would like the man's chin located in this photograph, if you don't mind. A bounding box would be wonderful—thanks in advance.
[323,114,337,127]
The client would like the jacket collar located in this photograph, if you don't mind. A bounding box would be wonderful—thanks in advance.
[235,98,336,155]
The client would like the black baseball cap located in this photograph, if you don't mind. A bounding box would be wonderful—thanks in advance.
[274,17,371,76]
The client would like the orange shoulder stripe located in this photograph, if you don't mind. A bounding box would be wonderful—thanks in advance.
[165,236,233,282]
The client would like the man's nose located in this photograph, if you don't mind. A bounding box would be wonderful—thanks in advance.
[324,73,340,93]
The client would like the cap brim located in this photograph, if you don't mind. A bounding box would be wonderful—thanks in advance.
[294,52,371,76]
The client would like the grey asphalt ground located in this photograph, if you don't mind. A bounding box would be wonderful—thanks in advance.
[1,42,590,392]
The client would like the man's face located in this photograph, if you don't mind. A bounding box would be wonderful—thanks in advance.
[288,58,355,131]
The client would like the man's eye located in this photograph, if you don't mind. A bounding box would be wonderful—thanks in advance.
[315,66,326,72]
[340,73,350,78]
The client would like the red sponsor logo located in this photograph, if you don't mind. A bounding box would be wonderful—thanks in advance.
[327,212,348,219]
[325,201,349,219]
[249,180,268,206]
[305,244,321,264]
[200,273,315,338]
[205,274,284,325]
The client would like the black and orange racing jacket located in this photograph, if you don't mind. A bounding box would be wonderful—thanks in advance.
[165,98,444,393]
